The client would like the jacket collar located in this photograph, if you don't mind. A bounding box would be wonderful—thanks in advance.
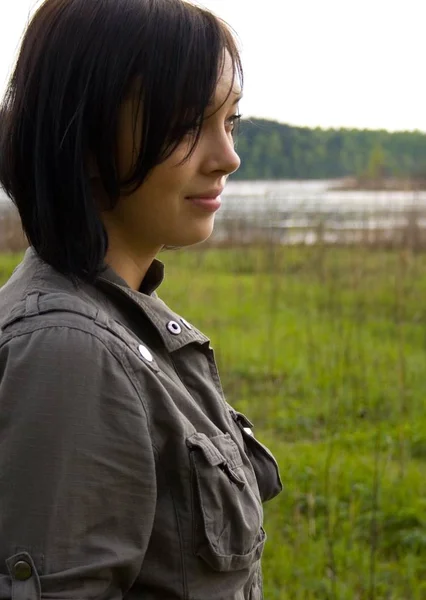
[99,258,165,297]
[95,259,210,351]
[15,247,209,351]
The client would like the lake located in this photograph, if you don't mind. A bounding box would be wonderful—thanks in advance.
[215,180,426,244]
[220,179,426,214]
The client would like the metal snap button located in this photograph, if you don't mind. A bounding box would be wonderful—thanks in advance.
[12,560,32,581]
[180,317,193,330]
[138,344,153,362]
[167,321,182,335]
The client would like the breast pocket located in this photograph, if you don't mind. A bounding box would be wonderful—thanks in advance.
[186,432,266,572]
[229,409,283,503]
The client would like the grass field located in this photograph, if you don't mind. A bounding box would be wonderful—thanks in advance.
[2,245,426,599]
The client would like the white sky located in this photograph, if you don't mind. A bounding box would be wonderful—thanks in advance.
[0,0,425,132]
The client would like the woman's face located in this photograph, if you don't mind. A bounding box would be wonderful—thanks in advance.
[103,53,241,257]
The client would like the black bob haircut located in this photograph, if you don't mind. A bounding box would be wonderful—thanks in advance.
[0,0,243,282]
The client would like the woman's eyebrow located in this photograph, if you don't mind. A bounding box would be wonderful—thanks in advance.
[207,93,243,109]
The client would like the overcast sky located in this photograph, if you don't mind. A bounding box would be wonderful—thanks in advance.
[0,0,425,132]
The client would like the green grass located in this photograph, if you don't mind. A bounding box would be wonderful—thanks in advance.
[159,245,426,599]
[3,245,426,598]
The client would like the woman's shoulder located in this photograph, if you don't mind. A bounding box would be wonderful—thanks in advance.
[0,260,159,444]
[0,248,160,382]
[0,250,94,339]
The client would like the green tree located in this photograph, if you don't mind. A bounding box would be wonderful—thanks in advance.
[231,118,426,181]
[366,144,386,180]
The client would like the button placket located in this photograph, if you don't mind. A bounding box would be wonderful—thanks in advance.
[136,343,159,373]
[138,344,153,363]
[167,321,182,335]
[180,317,193,331]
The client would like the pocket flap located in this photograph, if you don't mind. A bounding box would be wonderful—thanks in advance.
[187,433,224,466]
[187,432,242,469]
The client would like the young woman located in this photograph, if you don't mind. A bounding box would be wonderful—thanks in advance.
[0,1,282,598]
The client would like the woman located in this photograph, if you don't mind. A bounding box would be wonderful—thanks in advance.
[0,0,282,598]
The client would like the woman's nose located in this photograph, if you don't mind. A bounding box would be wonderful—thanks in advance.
[204,132,241,177]
[224,143,241,176]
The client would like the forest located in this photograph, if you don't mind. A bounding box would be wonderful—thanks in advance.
[234,118,426,181]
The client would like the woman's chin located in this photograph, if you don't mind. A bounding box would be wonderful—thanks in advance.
[167,223,215,248]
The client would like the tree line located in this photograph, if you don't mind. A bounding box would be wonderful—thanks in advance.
[233,118,426,180]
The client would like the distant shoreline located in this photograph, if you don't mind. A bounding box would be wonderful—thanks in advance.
[330,176,426,192]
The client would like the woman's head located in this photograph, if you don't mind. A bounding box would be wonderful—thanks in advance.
[0,0,243,282]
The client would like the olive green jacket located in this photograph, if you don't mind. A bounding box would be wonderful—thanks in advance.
[0,247,282,600]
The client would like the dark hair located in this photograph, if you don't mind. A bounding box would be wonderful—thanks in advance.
[0,0,243,282]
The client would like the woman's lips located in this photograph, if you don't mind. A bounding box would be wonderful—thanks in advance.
[185,196,222,212]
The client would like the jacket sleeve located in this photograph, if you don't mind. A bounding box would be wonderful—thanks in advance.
[0,325,157,600]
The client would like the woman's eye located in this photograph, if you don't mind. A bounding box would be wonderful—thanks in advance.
[226,113,242,134]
